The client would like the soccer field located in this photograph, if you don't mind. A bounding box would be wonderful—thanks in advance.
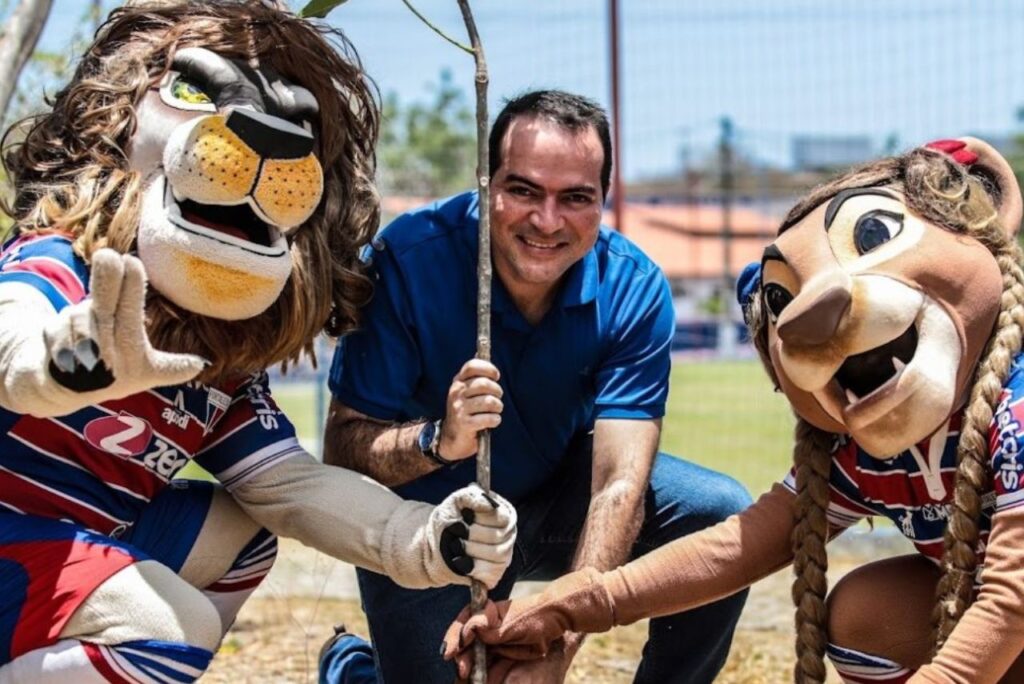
[662,359,795,497]
[184,358,795,498]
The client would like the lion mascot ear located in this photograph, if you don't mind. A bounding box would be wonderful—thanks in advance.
[928,137,1023,238]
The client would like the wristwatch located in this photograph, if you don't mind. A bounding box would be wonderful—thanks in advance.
[418,418,455,467]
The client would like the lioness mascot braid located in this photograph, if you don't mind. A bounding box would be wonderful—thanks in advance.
[441,139,1024,684]
[0,3,516,683]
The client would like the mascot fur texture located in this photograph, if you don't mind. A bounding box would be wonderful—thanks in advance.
[441,140,1024,684]
[0,3,515,682]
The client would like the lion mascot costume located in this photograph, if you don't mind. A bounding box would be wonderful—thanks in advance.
[442,139,1024,684]
[0,3,516,682]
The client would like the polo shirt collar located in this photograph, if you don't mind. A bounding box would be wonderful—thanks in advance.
[558,247,599,308]
[490,246,599,319]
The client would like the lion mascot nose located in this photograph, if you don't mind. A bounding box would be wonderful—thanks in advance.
[776,283,851,346]
[225,108,314,160]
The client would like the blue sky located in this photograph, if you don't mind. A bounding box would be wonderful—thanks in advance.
[26,0,1024,180]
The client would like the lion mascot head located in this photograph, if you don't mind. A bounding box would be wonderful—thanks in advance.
[739,138,1024,680]
[2,0,379,383]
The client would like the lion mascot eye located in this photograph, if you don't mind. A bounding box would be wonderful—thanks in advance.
[853,210,903,254]
[170,76,212,105]
[159,72,216,112]
[763,283,793,323]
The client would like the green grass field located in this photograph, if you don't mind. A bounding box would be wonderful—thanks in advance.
[180,359,796,496]
[662,359,795,497]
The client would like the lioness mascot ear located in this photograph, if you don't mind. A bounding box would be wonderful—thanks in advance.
[0,3,515,682]
[441,139,1024,684]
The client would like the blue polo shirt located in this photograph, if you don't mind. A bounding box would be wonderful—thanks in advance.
[329,191,673,504]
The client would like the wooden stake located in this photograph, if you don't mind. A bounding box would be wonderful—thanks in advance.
[455,2,490,682]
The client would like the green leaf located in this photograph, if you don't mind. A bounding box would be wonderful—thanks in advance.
[298,0,351,19]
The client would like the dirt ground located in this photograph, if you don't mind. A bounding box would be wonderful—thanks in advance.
[202,529,912,683]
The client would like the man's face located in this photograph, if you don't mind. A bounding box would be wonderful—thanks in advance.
[490,116,604,302]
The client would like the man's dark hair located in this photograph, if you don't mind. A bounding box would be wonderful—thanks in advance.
[488,90,613,199]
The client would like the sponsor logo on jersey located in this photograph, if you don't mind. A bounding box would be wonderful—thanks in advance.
[994,390,1023,492]
[247,383,280,431]
[141,438,189,479]
[161,407,188,429]
[84,412,154,457]
[899,510,916,538]
[161,390,190,429]
[921,503,951,522]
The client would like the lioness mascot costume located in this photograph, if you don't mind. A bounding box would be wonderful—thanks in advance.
[0,3,516,683]
[444,139,1024,684]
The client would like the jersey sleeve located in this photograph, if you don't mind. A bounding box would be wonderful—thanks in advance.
[989,359,1024,512]
[328,243,421,420]
[592,268,674,420]
[781,438,875,529]
[194,372,305,490]
[0,234,89,311]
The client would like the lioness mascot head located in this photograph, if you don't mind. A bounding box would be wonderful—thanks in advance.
[741,139,1024,681]
[2,0,379,383]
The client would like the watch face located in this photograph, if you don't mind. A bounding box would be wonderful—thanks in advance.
[418,420,437,453]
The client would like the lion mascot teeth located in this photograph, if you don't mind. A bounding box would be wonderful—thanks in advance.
[0,3,516,682]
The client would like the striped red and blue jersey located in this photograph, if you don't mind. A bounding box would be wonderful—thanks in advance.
[782,354,1024,568]
[0,233,304,536]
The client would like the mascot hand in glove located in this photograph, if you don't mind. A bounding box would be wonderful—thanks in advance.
[443,139,1024,684]
[0,3,516,683]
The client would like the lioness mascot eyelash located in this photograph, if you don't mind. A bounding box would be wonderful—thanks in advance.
[0,2,517,682]
[442,138,1024,684]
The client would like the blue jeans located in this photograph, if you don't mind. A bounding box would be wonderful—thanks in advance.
[320,446,752,684]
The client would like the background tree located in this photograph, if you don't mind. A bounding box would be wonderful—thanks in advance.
[0,0,54,124]
[1,0,110,231]
[377,68,476,198]
[2,0,109,129]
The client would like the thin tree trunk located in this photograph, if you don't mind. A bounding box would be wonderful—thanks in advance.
[455,5,491,683]
[0,0,54,123]
[90,0,103,33]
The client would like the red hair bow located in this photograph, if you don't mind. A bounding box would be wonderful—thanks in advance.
[924,139,979,166]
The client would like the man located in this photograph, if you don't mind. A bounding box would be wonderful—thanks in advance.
[319,90,751,683]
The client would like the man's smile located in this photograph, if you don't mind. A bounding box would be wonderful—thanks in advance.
[517,235,567,251]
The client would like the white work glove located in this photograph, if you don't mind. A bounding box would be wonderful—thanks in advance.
[382,485,517,590]
[43,248,207,399]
